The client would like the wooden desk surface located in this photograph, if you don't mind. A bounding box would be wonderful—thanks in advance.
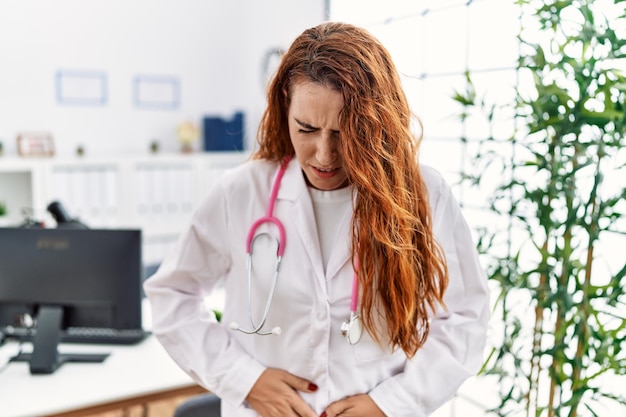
[0,335,203,417]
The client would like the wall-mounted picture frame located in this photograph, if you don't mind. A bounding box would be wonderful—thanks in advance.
[56,70,108,106]
[17,132,55,157]
[133,75,180,110]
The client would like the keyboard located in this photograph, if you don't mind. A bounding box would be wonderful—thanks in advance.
[1,326,150,345]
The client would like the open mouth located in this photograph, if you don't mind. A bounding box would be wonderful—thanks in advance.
[313,166,339,178]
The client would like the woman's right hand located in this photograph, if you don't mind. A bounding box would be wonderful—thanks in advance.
[245,368,319,417]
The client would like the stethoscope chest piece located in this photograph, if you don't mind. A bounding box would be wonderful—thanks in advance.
[341,312,363,345]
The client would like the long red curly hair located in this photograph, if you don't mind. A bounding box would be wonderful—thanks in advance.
[253,22,448,357]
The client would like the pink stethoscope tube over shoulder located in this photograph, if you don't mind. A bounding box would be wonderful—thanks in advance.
[230,157,362,344]
[244,158,288,257]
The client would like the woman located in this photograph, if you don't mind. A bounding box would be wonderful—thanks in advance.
[144,22,489,417]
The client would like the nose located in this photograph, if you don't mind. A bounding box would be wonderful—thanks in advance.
[316,132,338,165]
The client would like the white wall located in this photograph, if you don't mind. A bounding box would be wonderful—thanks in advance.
[0,0,326,157]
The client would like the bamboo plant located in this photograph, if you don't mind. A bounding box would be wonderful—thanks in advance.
[453,0,626,415]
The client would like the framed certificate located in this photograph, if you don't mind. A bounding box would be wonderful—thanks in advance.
[17,132,55,157]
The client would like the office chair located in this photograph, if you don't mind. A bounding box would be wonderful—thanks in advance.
[174,392,221,417]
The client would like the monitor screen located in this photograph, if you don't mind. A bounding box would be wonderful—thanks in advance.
[0,227,143,373]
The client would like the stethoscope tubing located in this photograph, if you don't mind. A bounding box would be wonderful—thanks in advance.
[246,217,286,257]
[350,259,359,313]
[232,157,291,336]
[245,156,290,256]
[233,156,362,343]
[241,247,282,335]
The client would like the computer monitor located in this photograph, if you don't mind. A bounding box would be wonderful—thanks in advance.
[0,227,143,374]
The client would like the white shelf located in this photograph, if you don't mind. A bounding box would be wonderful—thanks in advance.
[0,151,249,265]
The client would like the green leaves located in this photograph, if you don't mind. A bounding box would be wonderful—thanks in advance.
[458,0,626,415]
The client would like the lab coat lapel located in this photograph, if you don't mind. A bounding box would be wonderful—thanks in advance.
[277,160,325,283]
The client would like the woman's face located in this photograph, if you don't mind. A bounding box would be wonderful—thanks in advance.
[287,81,348,190]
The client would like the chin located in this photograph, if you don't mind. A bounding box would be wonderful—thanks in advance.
[314,180,349,191]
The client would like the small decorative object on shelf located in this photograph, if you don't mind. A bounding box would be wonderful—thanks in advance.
[76,144,85,157]
[0,139,4,156]
[177,121,198,154]
[0,201,8,227]
[17,132,55,157]
[150,139,160,154]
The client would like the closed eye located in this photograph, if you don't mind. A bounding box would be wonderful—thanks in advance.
[293,117,340,136]
[294,117,318,133]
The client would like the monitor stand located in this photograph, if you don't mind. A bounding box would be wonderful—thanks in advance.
[10,305,110,374]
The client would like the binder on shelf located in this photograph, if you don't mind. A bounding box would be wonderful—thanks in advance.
[203,112,244,152]
[104,169,118,226]
[69,168,88,221]
[135,167,152,221]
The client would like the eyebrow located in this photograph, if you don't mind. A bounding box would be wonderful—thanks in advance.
[294,117,340,134]
[294,118,317,130]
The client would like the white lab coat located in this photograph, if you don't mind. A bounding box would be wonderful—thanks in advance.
[144,158,490,417]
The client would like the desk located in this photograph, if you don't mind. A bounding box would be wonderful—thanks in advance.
[0,336,206,417]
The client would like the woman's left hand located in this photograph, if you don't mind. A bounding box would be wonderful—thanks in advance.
[321,394,385,417]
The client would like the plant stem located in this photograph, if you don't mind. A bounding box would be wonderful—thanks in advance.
[569,150,603,417]
[529,240,549,417]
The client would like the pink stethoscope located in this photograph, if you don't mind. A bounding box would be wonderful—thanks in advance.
[229,157,363,344]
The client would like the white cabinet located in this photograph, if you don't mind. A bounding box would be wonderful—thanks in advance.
[0,152,249,265]
[0,160,41,227]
